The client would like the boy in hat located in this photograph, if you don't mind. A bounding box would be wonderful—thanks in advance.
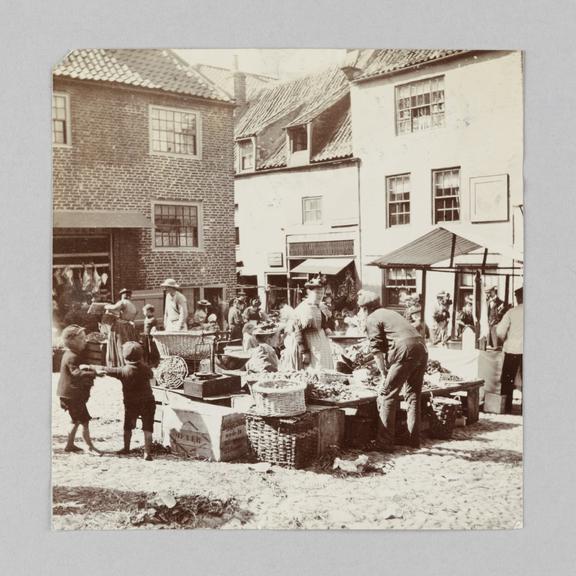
[103,341,156,461]
[142,304,159,366]
[57,325,102,454]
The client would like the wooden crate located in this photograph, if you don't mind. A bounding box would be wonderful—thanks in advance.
[483,392,506,414]
[343,415,377,448]
[153,387,249,462]
[307,405,346,455]
[182,374,241,399]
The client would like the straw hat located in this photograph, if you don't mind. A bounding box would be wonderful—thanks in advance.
[119,288,132,296]
[161,278,180,288]
[197,299,211,307]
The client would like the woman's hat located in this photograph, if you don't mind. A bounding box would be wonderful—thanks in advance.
[142,304,155,312]
[304,274,326,289]
[437,291,447,298]
[253,326,277,336]
[357,290,380,307]
[250,298,261,307]
[161,278,180,288]
[464,295,474,304]
[197,299,211,307]
[119,288,132,296]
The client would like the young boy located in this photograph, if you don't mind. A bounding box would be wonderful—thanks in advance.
[57,324,102,454]
[103,341,156,461]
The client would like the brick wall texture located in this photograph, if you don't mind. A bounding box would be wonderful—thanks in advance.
[53,78,237,298]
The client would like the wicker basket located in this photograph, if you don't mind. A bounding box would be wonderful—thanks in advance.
[427,396,461,439]
[152,331,205,358]
[245,410,318,469]
[252,379,307,417]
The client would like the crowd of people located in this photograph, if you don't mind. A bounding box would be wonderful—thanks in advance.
[56,273,523,457]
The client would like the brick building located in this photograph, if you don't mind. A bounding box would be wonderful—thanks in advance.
[52,49,237,326]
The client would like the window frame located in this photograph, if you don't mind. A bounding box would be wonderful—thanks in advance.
[148,104,202,159]
[237,138,255,172]
[302,196,323,225]
[394,75,445,135]
[52,92,72,147]
[151,200,204,252]
[383,267,417,308]
[432,167,461,224]
[288,125,309,153]
[386,173,411,227]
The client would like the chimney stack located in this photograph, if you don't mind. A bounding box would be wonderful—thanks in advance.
[233,70,247,106]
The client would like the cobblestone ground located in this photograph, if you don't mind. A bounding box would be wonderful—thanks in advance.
[52,375,523,530]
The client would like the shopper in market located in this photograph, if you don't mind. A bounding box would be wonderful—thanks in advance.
[243,298,266,323]
[431,291,450,346]
[357,290,428,450]
[293,274,334,370]
[496,286,523,414]
[192,299,211,326]
[486,286,506,348]
[161,278,188,332]
[228,297,245,341]
[456,295,476,336]
[104,288,138,367]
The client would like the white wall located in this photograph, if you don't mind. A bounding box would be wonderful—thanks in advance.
[235,162,360,302]
[351,51,524,306]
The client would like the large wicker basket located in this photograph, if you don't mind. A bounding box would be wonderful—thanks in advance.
[252,379,306,417]
[427,396,461,439]
[245,410,318,469]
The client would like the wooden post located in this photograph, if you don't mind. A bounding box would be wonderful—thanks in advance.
[504,274,510,307]
[474,270,482,346]
[421,268,427,325]
[451,269,459,338]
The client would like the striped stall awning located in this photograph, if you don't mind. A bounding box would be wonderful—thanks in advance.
[369,225,523,269]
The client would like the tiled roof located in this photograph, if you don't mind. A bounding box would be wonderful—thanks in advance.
[193,64,277,101]
[235,66,348,139]
[311,109,352,163]
[235,66,353,171]
[53,49,232,102]
[351,49,467,81]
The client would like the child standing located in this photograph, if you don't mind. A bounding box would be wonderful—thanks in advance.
[57,324,102,454]
[103,341,156,461]
[142,304,160,366]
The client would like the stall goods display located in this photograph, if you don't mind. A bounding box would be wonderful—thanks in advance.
[245,370,372,403]
[423,359,464,391]
[252,378,307,417]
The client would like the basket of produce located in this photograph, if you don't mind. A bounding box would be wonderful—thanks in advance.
[245,409,318,469]
[251,379,307,417]
[426,395,461,439]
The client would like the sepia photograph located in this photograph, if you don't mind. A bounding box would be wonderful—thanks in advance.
[51,47,524,530]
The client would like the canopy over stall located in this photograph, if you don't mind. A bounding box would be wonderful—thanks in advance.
[368,224,523,336]
[291,257,354,275]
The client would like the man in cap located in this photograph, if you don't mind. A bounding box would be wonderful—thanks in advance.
[497,286,524,413]
[161,279,188,331]
[357,290,428,450]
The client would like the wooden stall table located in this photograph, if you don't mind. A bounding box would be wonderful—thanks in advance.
[421,379,484,424]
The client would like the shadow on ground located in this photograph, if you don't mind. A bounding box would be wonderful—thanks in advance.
[52,485,253,529]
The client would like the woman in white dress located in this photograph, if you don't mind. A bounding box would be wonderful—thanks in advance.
[292,275,334,370]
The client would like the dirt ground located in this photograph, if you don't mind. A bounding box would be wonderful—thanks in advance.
[52,375,523,530]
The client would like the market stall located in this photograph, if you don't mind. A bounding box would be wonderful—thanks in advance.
[368,224,523,413]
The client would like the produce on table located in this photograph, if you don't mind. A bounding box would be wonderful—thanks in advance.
[86,332,107,343]
[423,359,463,391]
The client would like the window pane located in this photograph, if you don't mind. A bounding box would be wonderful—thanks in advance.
[151,107,198,155]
